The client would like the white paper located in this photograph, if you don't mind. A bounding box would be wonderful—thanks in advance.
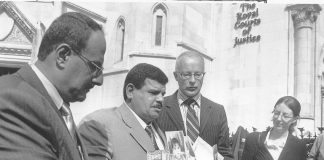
[192,137,224,160]
[192,137,213,160]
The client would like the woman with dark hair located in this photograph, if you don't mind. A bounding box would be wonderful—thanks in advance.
[241,96,307,160]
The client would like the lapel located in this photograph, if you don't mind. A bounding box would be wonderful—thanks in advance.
[18,65,82,159]
[278,134,294,160]
[17,65,58,113]
[17,65,67,126]
[118,103,155,152]
[164,91,185,131]
[75,123,89,160]
[18,65,74,135]
[199,96,213,133]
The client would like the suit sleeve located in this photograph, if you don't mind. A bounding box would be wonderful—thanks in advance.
[217,106,234,160]
[0,89,57,160]
[78,119,112,160]
[309,134,323,158]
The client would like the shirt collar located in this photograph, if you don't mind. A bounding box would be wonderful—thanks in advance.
[177,89,201,107]
[265,128,288,149]
[124,102,151,129]
[30,64,64,110]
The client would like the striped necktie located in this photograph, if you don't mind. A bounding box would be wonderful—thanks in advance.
[145,125,159,150]
[184,98,199,143]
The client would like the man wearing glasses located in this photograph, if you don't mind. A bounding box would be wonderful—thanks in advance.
[157,51,234,159]
[0,12,106,160]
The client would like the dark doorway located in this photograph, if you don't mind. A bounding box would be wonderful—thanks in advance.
[0,67,19,77]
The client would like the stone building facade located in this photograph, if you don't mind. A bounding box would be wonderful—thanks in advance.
[0,1,323,135]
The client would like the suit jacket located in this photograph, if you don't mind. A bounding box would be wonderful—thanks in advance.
[78,103,167,160]
[0,65,88,160]
[309,133,324,160]
[241,131,307,160]
[156,91,233,159]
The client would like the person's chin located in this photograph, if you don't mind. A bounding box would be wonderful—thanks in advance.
[273,125,285,131]
[74,93,87,102]
[151,112,160,119]
[184,90,198,97]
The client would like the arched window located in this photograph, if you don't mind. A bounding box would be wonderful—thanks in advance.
[115,18,125,62]
[152,3,167,47]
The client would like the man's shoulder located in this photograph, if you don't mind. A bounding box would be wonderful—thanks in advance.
[0,66,39,96]
[0,73,22,89]
[164,93,176,101]
[318,133,324,140]
[201,96,224,109]
[0,74,46,107]
[163,93,225,109]
[82,107,119,122]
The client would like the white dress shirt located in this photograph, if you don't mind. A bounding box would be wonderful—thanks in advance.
[264,129,288,160]
[125,102,164,150]
[177,90,201,136]
[30,64,64,110]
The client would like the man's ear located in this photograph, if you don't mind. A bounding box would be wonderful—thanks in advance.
[56,44,72,67]
[125,83,135,100]
[173,72,179,81]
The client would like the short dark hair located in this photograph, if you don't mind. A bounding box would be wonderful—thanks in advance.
[274,96,301,117]
[38,12,103,60]
[123,63,168,101]
[273,96,301,133]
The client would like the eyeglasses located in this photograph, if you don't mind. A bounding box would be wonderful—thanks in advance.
[272,111,294,120]
[70,47,104,78]
[177,72,205,80]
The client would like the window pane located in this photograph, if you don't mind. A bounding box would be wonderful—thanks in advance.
[116,21,125,62]
[155,15,163,46]
[120,27,125,60]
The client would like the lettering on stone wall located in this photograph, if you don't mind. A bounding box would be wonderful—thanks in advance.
[234,3,261,48]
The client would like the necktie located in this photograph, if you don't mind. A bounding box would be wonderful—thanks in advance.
[60,103,85,160]
[184,98,199,143]
[145,125,159,150]
[59,103,77,143]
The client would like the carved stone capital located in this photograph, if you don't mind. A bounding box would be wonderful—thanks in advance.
[286,4,321,29]
[0,1,35,42]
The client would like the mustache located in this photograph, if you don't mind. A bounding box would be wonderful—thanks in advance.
[152,102,162,108]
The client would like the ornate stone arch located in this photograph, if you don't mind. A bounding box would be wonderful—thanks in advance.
[114,16,126,63]
[0,1,37,67]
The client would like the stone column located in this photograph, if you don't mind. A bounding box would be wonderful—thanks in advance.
[286,4,321,132]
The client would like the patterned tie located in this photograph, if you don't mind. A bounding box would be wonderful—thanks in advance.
[60,103,84,160]
[59,102,77,142]
[145,125,159,150]
[184,98,199,143]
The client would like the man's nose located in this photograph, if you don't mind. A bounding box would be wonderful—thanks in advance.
[276,114,284,121]
[92,74,103,86]
[188,74,196,83]
[156,93,164,102]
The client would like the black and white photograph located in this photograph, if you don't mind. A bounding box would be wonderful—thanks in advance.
[166,131,187,160]
[0,0,324,160]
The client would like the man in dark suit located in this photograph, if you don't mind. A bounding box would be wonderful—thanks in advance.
[0,12,106,160]
[78,63,169,160]
[156,51,234,159]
